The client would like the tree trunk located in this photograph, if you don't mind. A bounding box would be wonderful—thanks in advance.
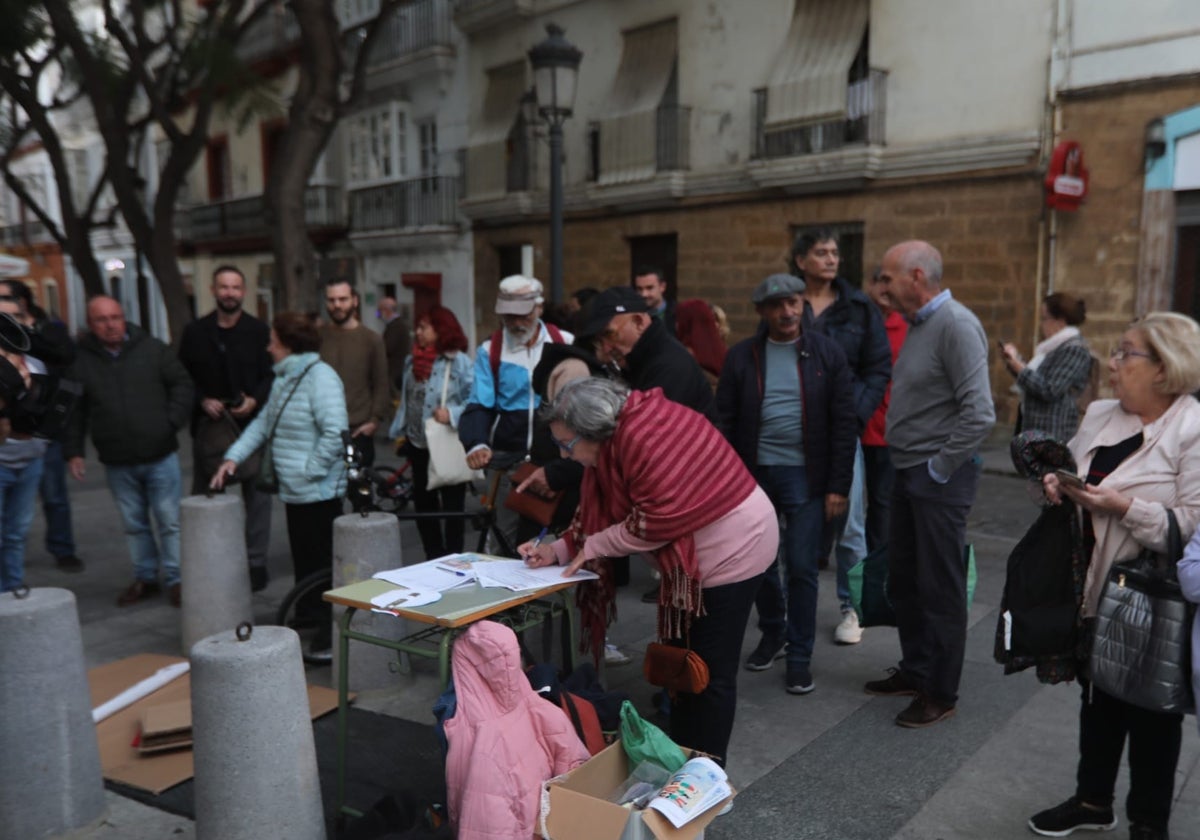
[267,0,344,314]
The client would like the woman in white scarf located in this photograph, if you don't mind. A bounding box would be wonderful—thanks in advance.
[1000,292,1096,443]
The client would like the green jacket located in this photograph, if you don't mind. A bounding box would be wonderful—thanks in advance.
[65,325,194,466]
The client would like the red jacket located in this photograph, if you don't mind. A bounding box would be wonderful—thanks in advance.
[862,310,908,447]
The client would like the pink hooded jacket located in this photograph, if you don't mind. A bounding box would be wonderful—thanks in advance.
[444,621,590,839]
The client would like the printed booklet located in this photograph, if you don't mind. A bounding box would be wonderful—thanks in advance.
[644,756,731,828]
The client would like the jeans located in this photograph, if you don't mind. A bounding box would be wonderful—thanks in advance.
[668,573,763,766]
[0,456,45,592]
[834,441,867,611]
[752,465,825,668]
[105,453,183,587]
[887,458,979,705]
[861,444,895,553]
[1076,678,1181,832]
[40,439,76,559]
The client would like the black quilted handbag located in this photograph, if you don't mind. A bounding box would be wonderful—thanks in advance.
[1089,509,1195,714]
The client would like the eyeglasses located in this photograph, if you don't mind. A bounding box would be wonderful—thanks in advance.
[1109,346,1156,364]
[551,432,581,454]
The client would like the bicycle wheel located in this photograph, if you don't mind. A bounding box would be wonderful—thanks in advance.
[275,568,334,666]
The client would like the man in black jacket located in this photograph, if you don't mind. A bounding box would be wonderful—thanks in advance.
[632,266,676,336]
[178,265,274,591]
[66,296,193,607]
[793,227,891,646]
[716,273,857,695]
[579,286,715,422]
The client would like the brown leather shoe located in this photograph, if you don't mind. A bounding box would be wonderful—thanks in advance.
[895,696,956,728]
[168,583,181,608]
[864,667,919,696]
[116,580,161,606]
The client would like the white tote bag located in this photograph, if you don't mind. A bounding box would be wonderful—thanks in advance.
[424,361,483,490]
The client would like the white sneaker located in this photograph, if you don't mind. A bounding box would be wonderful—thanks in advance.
[835,609,863,645]
[604,643,631,666]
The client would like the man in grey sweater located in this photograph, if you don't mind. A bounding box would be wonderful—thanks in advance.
[863,240,995,728]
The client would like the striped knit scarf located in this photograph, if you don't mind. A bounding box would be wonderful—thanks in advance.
[564,388,757,661]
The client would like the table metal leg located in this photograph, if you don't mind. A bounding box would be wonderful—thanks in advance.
[438,628,459,689]
[335,606,355,819]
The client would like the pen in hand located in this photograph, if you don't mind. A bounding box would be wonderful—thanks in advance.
[523,526,549,565]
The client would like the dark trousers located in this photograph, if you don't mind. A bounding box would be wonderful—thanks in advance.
[668,573,763,766]
[887,459,978,705]
[190,436,272,568]
[1076,679,1182,831]
[353,433,376,468]
[752,465,824,669]
[408,445,467,560]
[40,438,76,558]
[285,497,343,618]
[862,444,895,553]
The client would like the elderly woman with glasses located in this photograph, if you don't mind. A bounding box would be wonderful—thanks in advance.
[520,377,779,766]
[1028,312,1200,840]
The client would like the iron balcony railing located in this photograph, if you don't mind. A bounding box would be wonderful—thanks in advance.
[348,175,461,230]
[656,105,691,172]
[367,0,453,65]
[753,68,887,160]
[0,219,51,246]
[188,185,344,241]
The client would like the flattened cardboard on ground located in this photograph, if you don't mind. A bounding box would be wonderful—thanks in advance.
[543,741,733,840]
[88,652,343,795]
[138,699,193,754]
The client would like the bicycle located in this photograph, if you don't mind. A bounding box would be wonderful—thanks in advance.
[275,433,520,664]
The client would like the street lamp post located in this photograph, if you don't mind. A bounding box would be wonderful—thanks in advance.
[527,23,582,306]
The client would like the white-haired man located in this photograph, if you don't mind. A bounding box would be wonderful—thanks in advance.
[459,276,571,543]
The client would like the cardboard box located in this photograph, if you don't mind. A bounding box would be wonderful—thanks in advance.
[138,699,193,754]
[543,741,733,840]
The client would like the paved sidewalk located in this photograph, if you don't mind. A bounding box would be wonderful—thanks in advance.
[21,434,1200,839]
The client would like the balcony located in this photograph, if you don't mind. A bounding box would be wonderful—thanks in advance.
[0,219,52,247]
[348,176,461,231]
[587,105,691,186]
[452,0,533,35]
[367,0,454,68]
[187,186,345,244]
[753,69,886,160]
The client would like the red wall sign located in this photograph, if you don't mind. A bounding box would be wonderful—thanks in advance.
[1045,141,1089,211]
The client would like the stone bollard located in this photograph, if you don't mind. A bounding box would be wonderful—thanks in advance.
[191,624,325,840]
[0,588,105,839]
[332,512,405,690]
[181,494,253,653]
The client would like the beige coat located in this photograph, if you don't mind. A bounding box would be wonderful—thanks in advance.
[1070,395,1200,615]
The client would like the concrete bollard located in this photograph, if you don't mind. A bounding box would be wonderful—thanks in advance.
[191,624,325,840]
[332,512,405,690]
[0,588,106,839]
[181,494,253,653]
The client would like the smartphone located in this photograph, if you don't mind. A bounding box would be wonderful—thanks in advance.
[1054,469,1085,490]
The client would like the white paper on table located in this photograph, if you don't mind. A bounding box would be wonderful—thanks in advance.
[473,560,598,592]
[91,661,191,724]
[369,587,441,615]
[373,558,477,592]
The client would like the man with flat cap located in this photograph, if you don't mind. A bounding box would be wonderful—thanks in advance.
[459,275,570,543]
[579,286,716,422]
[716,273,857,695]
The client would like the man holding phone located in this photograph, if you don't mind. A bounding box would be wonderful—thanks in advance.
[178,265,275,591]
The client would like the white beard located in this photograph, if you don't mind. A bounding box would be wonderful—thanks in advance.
[505,325,535,349]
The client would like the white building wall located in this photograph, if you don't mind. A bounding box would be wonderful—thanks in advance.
[1057,0,1200,92]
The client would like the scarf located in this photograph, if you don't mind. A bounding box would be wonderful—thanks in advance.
[411,343,438,383]
[564,388,757,661]
[1014,326,1081,395]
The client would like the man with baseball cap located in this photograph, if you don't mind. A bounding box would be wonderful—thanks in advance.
[579,286,715,422]
[459,275,571,541]
[715,273,857,695]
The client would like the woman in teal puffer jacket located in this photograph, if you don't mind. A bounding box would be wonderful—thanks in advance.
[212,311,348,659]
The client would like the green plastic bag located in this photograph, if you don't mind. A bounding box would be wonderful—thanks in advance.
[847,543,977,627]
[618,700,686,773]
